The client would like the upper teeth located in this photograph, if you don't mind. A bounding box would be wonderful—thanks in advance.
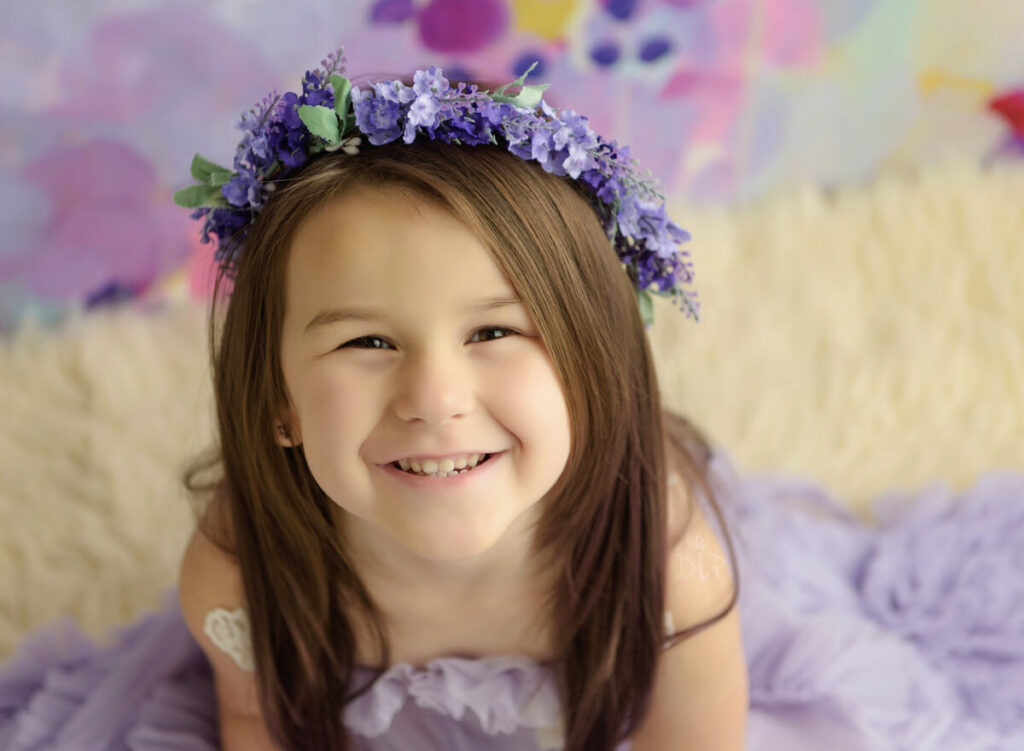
[398,454,486,474]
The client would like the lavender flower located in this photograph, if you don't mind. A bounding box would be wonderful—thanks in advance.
[222,173,263,209]
[530,130,552,163]
[352,87,403,144]
[405,94,441,142]
[413,66,449,96]
[563,142,591,178]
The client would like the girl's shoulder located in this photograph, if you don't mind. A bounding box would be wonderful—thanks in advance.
[177,492,262,718]
[661,414,738,644]
[178,491,245,645]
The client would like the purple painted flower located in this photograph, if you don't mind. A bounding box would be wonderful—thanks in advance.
[417,0,509,54]
[370,0,416,23]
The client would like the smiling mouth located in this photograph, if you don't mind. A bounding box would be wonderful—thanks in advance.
[392,453,494,478]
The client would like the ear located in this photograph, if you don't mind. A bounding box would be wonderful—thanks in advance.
[274,414,302,447]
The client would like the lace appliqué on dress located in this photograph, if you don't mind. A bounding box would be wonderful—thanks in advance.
[203,607,255,672]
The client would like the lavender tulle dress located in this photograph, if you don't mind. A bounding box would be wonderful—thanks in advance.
[3,446,1024,750]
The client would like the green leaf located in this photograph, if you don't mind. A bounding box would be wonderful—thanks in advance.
[492,62,550,109]
[189,154,231,183]
[173,183,229,209]
[494,83,549,109]
[331,75,352,114]
[206,168,234,187]
[636,288,654,329]
[493,63,535,97]
[298,104,340,144]
[331,75,355,135]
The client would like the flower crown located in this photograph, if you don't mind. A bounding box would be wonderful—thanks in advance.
[174,49,699,326]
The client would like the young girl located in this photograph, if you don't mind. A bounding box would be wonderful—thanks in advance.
[175,50,747,751]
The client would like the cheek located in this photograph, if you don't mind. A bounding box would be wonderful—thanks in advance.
[296,371,373,461]
[493,349,571,458]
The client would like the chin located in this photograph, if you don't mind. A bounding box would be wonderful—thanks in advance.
[388,513,510,561]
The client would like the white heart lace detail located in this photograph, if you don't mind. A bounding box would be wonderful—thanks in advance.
[203,607,255,672]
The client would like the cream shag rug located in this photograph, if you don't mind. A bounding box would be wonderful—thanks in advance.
[2,159,1022,659]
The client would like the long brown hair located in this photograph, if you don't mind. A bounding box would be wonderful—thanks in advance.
[185,139,739,750]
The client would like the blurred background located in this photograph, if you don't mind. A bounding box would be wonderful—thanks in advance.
[2,0,1023,327]
[1,0,1023,655]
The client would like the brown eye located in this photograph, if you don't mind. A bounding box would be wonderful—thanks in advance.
[471,327,517,343]
[343,335,393,350]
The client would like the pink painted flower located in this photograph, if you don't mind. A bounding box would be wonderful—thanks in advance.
[989,89,1024,136]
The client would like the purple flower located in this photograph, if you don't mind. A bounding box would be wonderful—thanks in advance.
[667,220,691,244]
[237,112,260,133]
[597,176,623,203]
[240,130,270,161]
[544,148,569,177]
[179,58,698,321]
[222,173,264,208]
[530,129,552,163]
[298,71,335,109]
[352,87,404,145]
[446,109,491,144]
[373,80,416,104]
[507,140,533,160]
[551,110,595,151]
[279,145,307,169]
[199,207,251,260]
[563,142,591,178]
[275,92,303,130]
[480,100,515,127]
[305,88,330,108]
[407,94,441,129]
[413,66,450,96]
[616,194,641,236]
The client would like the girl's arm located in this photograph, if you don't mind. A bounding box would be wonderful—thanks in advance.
[629,475,749,750]
[178,523,283,751]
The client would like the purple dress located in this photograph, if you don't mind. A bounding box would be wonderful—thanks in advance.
[0,595,621,750]
[3,446,1024,750]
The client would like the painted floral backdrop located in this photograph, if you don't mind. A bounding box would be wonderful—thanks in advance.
[1,0,1022,329]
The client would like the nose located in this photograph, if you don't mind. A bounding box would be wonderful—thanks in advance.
[392,349,474,426]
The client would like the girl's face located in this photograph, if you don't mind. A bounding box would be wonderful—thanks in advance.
[278,185,572,562]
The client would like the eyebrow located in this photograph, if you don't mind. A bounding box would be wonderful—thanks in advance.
[303,296,523,335]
